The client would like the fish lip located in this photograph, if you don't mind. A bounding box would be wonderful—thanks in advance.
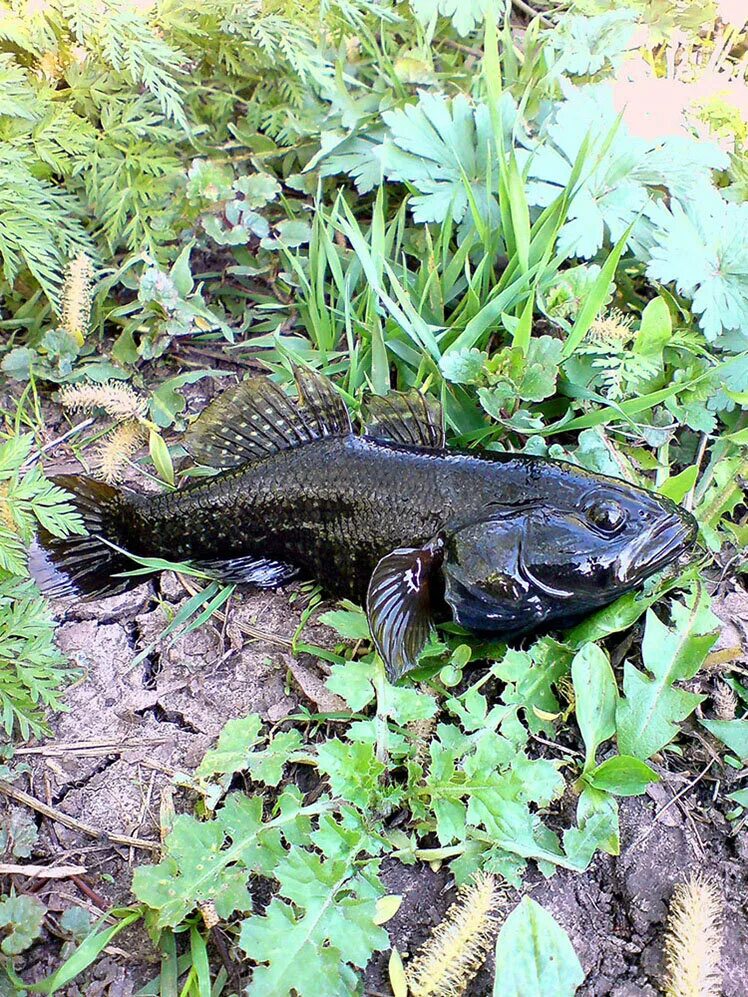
[617,511,697,583]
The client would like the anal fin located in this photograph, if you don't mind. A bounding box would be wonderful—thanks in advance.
[193,555,299,588]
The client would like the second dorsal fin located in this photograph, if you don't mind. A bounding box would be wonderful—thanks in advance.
[186,367,352,469]
[364,390,445,449]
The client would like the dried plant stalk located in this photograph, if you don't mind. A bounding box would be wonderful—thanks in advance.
[406,872,500,997]
[664,873,723,997]
[59,382,148,422]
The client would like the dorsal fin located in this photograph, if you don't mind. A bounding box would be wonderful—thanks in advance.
[185,368,352,469]
[363,390,445,449]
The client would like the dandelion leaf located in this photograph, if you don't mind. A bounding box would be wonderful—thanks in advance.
[616,589,718,760]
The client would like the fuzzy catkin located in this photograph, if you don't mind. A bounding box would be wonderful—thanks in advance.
[59,382,148,422]
[60,252,94,341]
[406,873,499,997]
[97,421,146,483]
[664,873,722,997]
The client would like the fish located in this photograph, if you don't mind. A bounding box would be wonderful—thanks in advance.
[31,367,698,681]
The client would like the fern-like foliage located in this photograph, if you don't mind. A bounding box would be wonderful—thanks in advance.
[0,432,84,737]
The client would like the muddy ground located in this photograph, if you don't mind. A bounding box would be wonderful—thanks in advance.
[2,568,747,995]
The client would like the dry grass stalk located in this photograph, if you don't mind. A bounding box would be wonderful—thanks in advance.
[406,872,500,996]
[664,873,723,997]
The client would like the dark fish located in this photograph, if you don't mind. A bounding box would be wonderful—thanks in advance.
[31,368,698,681]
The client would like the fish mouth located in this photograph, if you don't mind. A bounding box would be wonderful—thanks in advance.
[617,511,698,583]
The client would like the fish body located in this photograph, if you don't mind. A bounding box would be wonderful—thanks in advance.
[32,368,698,680]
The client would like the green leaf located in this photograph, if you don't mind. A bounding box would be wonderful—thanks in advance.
[148,430,174,486]
[169,241,194,297]
[699,719,748,761]
[634,296,672,358]
[133,789,321,929]
[571,643,618,771]
[616,589,718,759]
[563,787,619,869]
[439,348,488,385]
[0,894,45,955]
[195,715,263,781]
[150,372,222,428]
[326,658,376,712]
[316,739,385,809]
[658,465,698,503]
[493,896,585,996]
[585,755,658,796]
[561,223,633,360]
[239,831,388,997]
[318,607,371,641]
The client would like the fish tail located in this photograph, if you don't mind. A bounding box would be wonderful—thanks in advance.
[29,474,141,600]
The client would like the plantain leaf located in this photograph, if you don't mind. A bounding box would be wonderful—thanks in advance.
[493,896,585,996]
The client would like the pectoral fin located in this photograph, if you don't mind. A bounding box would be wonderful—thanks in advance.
[366,538,444,682]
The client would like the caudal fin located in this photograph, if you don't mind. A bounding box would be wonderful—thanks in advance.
[29,475,140,600]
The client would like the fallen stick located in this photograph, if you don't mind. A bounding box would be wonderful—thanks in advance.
[0,863,87,879]
[0,781,160,853]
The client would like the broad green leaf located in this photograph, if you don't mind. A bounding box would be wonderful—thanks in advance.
[133,789,324,929]
[318,607,371,641]
[571,643,618,771]
[326,658,376,712]
[699,718,748,761]
[585,755,658,796]
[634,296,671,358]
[493,896,585,996]
[616,589,718,759]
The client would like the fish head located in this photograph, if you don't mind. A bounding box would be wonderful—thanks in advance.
[442,476,698,633]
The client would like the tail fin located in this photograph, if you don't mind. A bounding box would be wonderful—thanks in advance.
[29,475,140,600]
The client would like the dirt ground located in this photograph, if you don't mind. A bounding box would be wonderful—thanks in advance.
[2,569,746,996]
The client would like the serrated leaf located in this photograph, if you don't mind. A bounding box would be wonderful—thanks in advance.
[616,589,718,759]
[647,189,748,344]
[316,739,385,808]
[410,0,503,37]
[325,658,376,712]
[439,347,488,385]
[239,838,388,997]
[493,896,585,996]
[132,789,316,929]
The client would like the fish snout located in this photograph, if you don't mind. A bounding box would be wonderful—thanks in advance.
[618,508,698,583]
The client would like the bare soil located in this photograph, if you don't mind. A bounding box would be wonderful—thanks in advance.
[3,569,747,995]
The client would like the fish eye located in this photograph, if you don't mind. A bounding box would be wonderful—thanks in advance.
[584,498,627,536]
